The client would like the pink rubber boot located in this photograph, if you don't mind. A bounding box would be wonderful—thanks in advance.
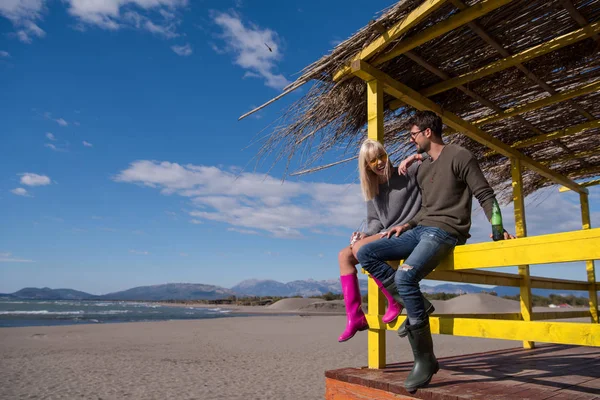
[372,277,404,324]
[338,274,368,342]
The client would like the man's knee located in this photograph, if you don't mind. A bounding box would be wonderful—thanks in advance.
[395,264,417,295]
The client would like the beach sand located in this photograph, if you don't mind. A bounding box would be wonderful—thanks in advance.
[1,314,524,400]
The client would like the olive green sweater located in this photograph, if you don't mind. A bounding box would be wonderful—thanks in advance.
[407,144,497,244]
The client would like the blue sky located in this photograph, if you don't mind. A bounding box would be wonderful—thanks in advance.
[1,0,598,295]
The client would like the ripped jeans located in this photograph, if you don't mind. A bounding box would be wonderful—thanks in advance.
[356,226,458,325]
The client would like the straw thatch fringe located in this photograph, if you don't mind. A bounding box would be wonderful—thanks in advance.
[253,0,600,201]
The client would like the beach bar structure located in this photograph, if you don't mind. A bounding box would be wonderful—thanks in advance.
[244,0,600,398]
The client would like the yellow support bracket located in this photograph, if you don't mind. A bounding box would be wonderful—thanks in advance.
[371,0,514,66]
[559,178,600,192]
[333,0,450,81]
[475,84,600,127]
[580,193,599,324]
[421,21,600,97]
[349,60,587,194]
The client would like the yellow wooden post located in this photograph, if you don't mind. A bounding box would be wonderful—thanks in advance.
[580,192,599,323]
[511,158,535,349]
[366,79,386,368]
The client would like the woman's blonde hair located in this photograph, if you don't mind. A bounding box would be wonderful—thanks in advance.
[358,139,391,201]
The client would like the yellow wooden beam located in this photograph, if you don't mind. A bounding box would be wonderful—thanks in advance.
[332,0,450,81]
[512,158,534,348]
[366,80,384,142]
[434,228,600,271]
[367,276,386,368]
[367,311,592,330]
[350,60,587,193]
[580,193,599,324]
[368,317,600,346]
[475,83,600,127]
[427,269,519,287]
[366,78,386,369]
[421,22,600,97]
[427,269,591,290]
[372,0,514,66]
[559,178,600,192]
[430,318,600,346]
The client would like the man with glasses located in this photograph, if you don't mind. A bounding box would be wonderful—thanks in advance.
[356,110,513,392]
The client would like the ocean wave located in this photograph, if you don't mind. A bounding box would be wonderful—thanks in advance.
[0,310,85,315]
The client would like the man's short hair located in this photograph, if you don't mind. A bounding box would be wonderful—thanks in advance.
[407,111,443,137]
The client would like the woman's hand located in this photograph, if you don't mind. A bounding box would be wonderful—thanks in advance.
[398,154,421,175]
[350,231,366,246]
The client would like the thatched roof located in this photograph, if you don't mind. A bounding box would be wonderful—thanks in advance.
[249,0,600,201]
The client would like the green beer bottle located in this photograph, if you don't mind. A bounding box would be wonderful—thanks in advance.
[491,200,504,241]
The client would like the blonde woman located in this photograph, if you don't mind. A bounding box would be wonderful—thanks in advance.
[338,139,423,342]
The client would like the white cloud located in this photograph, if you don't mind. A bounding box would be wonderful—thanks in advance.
[45,132,56,141]
[171,43,192,56]
[211,11,290,90]
[66,0,187,37]
[114,160,364,238]
[19,172,51,186]
[129,249,149,255]
[55,118,68,126]
[0,50,10,57]
[0,0,46,43]
[10,187,31,197]
[0,252,34,262]
[83,141,93,147]
[44,143,68,152]
[189,219,203,224]
[228,227,260,235]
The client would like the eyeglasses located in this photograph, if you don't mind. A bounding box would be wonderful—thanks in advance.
[368,153,388,167]
[409,130,425,139]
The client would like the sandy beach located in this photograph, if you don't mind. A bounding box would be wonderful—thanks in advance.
[1,317,523,399]
[2,294,590,399]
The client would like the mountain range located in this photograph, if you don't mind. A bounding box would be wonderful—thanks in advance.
[0,279,592,301]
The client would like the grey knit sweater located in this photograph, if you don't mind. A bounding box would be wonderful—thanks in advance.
[365,163,422,236]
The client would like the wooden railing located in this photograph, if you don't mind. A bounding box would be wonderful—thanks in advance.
[363,228,600,369]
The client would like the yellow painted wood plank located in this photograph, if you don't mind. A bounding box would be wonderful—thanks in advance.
[560,178,600,192]
[512,158,534,348]
[475,84,600,127]
[421,22,600,97]
[367,311,592,330]
[366,80,384,142]
[333,0,450,81]
[349,60,587,194]
[429,318,600,346]
[581,193,599,324]
[436,228,600,270]
[367,276,386,369]
[427,269,591,291]
[372,0,514,66]
[366,78,386,368]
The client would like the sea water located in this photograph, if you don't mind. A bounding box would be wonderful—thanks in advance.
[0,300,237,327]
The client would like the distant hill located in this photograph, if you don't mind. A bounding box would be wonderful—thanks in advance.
[99,283,236,301]
[2,280,593,301]
[10,287,97,300]
[232,278,368,297]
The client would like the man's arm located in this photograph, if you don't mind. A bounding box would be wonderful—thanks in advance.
[455,150,496,221]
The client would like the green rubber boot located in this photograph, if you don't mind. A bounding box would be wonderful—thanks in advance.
[382,280,434,337]
[404,320,439,393]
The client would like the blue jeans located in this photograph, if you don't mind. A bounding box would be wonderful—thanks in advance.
[356,226,458,324]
